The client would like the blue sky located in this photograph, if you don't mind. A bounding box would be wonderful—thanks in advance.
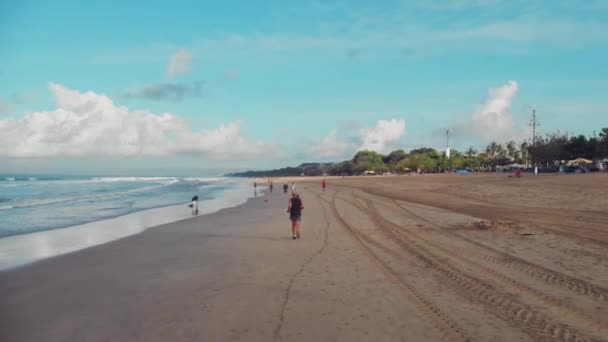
[1,0,607,174]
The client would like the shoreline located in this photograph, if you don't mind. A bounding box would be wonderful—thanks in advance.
[0,181,263,271]
[1,174,606,341]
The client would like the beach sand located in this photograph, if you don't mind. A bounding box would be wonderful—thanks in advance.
[1,173,607,341]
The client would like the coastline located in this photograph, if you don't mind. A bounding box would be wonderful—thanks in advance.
[1,174,606,341]
[0,179,261,271]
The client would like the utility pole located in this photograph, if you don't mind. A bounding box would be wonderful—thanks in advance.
[529,109,540,146]
[529,109,540,170]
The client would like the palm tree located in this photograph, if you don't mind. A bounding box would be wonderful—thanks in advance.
[519,141,529,165]
[485,142,498,159]
[600,128,608,157]
[465,146,478,158]
[506,140,519,161]
[496,144,507,159]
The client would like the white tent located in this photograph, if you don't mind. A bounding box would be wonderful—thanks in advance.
[567,158,593,166]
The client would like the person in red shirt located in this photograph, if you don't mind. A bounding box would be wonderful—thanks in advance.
[322,179,327,192]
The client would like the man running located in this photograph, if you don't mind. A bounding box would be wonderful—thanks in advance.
[322,179,326,192]
[287,192,304,239]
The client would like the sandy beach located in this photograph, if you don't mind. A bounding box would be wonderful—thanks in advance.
[1,173,607,341]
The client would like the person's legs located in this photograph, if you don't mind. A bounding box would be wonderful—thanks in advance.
[291,219,297,239]
[295,219,301,238]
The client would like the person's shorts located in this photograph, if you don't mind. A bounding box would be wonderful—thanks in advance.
[290,214,301,222]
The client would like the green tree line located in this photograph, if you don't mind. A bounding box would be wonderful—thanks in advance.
[227,128,608,177]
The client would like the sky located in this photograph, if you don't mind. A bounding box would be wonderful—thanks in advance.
[1,0,607,175]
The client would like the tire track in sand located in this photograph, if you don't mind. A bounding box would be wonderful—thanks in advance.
[390,199,608,303]
[327,191,470,342]
[361,196,608,338]
[353,195,602,342]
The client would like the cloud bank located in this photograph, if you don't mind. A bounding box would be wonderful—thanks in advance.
[0,83,274,160]
[359,119,406,153]
[166,49,193,77]
[308,128,355,158]
[309,119,407,157]
[472,80,522,143]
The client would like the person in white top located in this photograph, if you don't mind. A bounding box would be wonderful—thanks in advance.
[291,182,296,193]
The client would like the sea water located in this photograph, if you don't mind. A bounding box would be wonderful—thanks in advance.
[0,174,256,270]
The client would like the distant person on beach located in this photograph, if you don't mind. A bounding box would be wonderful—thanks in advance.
[269,182,273,193]
[254,181,257,189]
[287,192,304,239]
[189,196,199,215]
[283,183,288,194]
[291,182,296,193]
[322,179,326,192]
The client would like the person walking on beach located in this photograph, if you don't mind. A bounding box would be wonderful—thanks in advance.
[322,179,326,192]
[283,183,288,194]
[291,182,296,193]
[269,182,273,193]
[287,192,304,239]
[189,196,199,215]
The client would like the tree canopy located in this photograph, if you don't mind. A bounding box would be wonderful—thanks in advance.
[226,127,608,177]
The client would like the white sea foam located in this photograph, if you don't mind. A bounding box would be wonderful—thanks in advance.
[0,176,179,188]
[0,181,177,211]
[90,177,178,182]
[182,177,227,182]
[0,178,253,270]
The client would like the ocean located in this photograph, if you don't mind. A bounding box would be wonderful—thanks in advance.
[0,174,256,270]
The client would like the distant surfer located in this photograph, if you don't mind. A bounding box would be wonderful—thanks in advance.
[189,196,199,215]
[291,182,296,193]
[287,192,304,239]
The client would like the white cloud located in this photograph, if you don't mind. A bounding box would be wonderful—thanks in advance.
[307,120,407,158]
[166,49,193,77]
[308,128,355,158]
[359,119,406,153]
[0,97,10,113]
[0,83,276,160]
[472,80,523,143]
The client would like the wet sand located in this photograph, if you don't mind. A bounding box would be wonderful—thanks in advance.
[1,173,607,341]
